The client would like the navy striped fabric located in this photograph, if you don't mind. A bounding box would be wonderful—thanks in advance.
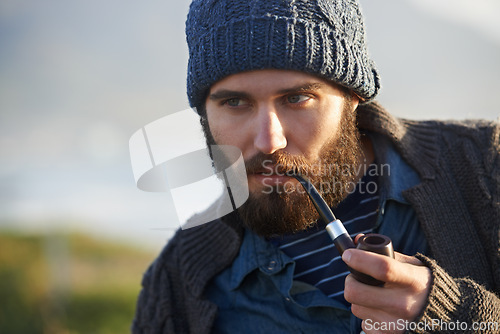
[270,164,380,307]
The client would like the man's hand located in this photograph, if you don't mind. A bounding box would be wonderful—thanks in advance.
[342,243,432,334]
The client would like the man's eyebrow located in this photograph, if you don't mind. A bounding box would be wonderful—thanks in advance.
[208,90,250,101]
[208,83,325,101]
[277,82,325,95]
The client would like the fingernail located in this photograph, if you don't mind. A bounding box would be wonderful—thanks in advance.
[342,250,352,263]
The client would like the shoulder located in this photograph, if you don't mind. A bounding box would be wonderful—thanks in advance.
[358,102,499,183]
[427,118,499,150]
[133,215,243,330]
[409,118,499,174]
[152,214,243,278]
[359,101,499,153]
[144,211,244,298]
[402,118,499,186]
[405,118,500,210]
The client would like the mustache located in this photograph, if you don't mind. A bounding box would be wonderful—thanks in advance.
[244,151,316,177]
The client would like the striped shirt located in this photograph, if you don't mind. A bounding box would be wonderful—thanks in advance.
[269,164,380,307]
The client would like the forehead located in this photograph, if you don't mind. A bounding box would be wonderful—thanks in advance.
[208,69,344,95]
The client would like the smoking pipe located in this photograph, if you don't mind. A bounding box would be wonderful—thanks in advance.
[293,173,394,286]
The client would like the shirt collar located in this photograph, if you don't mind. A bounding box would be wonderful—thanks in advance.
[227,228,294,290]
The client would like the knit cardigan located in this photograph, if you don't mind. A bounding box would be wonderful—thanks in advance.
[132,102,500,334]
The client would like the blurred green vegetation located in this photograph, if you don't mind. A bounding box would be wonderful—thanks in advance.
[0,230,157,334]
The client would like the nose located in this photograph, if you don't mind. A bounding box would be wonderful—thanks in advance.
[253,107,287,154]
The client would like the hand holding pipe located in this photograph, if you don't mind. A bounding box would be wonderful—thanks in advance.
[293,174,394,286]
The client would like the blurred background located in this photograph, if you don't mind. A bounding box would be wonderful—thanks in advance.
[1,0,499,332]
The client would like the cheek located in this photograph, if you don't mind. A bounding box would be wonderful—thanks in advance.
[295,108,343,158]
[206,109,225,143]
[206,110,246,148]
[210,129,232,146]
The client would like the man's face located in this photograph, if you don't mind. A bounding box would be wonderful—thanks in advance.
[205,69,362,237]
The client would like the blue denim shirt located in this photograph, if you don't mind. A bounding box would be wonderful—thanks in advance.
[206,133,428,334]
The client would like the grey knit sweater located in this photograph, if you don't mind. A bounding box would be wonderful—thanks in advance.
[132,102,500,334]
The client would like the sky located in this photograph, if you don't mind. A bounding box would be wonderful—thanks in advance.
[1,0,499,251]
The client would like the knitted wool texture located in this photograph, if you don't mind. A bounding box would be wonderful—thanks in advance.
[132,103,500,333]
[185,0,381,112]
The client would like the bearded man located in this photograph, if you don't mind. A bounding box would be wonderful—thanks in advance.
[132,0,500,333]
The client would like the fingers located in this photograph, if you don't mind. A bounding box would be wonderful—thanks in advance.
[343,250,432,323]
[344,274,427,319]
[342,249,423,286]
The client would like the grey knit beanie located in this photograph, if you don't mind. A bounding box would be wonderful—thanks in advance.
[186,0,380,112]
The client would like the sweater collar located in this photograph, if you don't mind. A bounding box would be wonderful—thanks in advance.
[179,212,244,298]
[357,102,440,181]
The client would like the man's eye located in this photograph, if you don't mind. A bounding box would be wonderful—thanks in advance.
[287,94,310,104]
[224,98,246,107]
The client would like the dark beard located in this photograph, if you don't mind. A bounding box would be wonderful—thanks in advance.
[201,100,363,238]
